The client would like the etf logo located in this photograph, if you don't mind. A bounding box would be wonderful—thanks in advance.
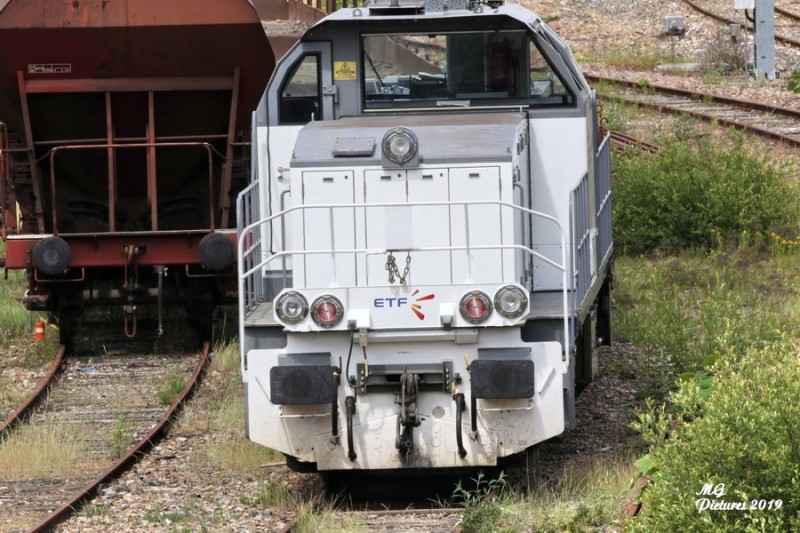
[373,289,435,320]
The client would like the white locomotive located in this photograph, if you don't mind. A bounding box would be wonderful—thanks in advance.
[238,0,613,472]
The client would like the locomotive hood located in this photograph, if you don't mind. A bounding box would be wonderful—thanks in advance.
[291,112,527,168]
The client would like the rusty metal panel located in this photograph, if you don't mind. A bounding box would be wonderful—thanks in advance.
[5,232,237,268]
[0,0,262,28]
[0,0,274,239]
[0,0,273,133]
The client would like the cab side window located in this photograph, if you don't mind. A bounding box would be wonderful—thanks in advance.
[279,55,321,124]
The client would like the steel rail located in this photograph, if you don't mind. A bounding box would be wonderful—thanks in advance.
[28,342,210,532]
[0,345,65,437]
[587,74,800,119]
[776,4,800,22]
[681,0,800,49]
[277,507,466,533]
[587,74,800,147]
[607,129,661,153]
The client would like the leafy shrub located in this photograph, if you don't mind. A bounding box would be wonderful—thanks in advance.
[600,99,638,133]
[453,472,520,533]
[613,132,800,254]
[789,70,800,93]
[699,29,748,75]
[631,337,800,531]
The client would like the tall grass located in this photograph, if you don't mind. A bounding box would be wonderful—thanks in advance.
[614,251,800,396]
[520,453,638,532]
[177,340,283,470]
[0,422,86,478]
[438,455,636,532]
[177,341,242,433]
[601,46,687,70]
[0,240,31,343]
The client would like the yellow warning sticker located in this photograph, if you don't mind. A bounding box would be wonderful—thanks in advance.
[334,61,357,81]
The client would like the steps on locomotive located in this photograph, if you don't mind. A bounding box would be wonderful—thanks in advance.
[242,271,286,327]
[245,301,278,327]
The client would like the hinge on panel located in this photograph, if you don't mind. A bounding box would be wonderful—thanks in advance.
[322,85,338,104]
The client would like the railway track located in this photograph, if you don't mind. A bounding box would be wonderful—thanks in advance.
[608,129,661,153]
[0,347,64,438]
[330,508,464,533]
[776,1,800,22]
[279,507,465,533]
[681,0,800,49]
[0,343,208,532]
[588,74,800,146]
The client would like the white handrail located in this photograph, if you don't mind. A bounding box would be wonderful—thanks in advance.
[238,199,571,373]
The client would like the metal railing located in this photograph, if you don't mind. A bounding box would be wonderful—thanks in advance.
[572,173,592,308]
[237,199,572,368]
[46,142,216,234]
[595,134,613,268]
[236,178,263,314]
[571,132,612,313]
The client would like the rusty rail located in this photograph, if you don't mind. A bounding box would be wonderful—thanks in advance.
[28,342,210,532]
[680,0,800,49]
[776,3,800,22]
[587,73,800,148]
[607,129,661,153]
[0,345,65,437]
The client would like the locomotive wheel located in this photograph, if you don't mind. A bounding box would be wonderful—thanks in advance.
[501,444,541,494]
[57,308,76,348]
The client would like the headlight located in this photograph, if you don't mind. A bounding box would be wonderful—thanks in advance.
[494,285,529,319]
[382,127,418,165]
[275,291,308,324]
[311,295,344,328]
[459,291,492,324]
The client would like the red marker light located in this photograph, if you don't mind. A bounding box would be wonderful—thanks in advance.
[311,295,344,328]
[459,291,492,324]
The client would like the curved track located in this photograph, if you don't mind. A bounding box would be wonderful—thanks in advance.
[0,343,208,532]
[588,74,800,146]
[0,347,64,438]
[682,0,800,49]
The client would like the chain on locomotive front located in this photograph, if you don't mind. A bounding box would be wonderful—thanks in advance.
[238,0,613,472]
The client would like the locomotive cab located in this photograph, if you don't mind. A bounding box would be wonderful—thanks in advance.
[238,0,613,472]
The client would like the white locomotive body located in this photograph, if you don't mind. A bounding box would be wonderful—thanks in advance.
[238,0,613,472]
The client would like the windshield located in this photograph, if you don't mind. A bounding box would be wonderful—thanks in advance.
[362,29,574,110]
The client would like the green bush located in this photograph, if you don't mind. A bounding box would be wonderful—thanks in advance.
[788,70,800,93]
[631,337,800,531]
[613,133,800,254]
